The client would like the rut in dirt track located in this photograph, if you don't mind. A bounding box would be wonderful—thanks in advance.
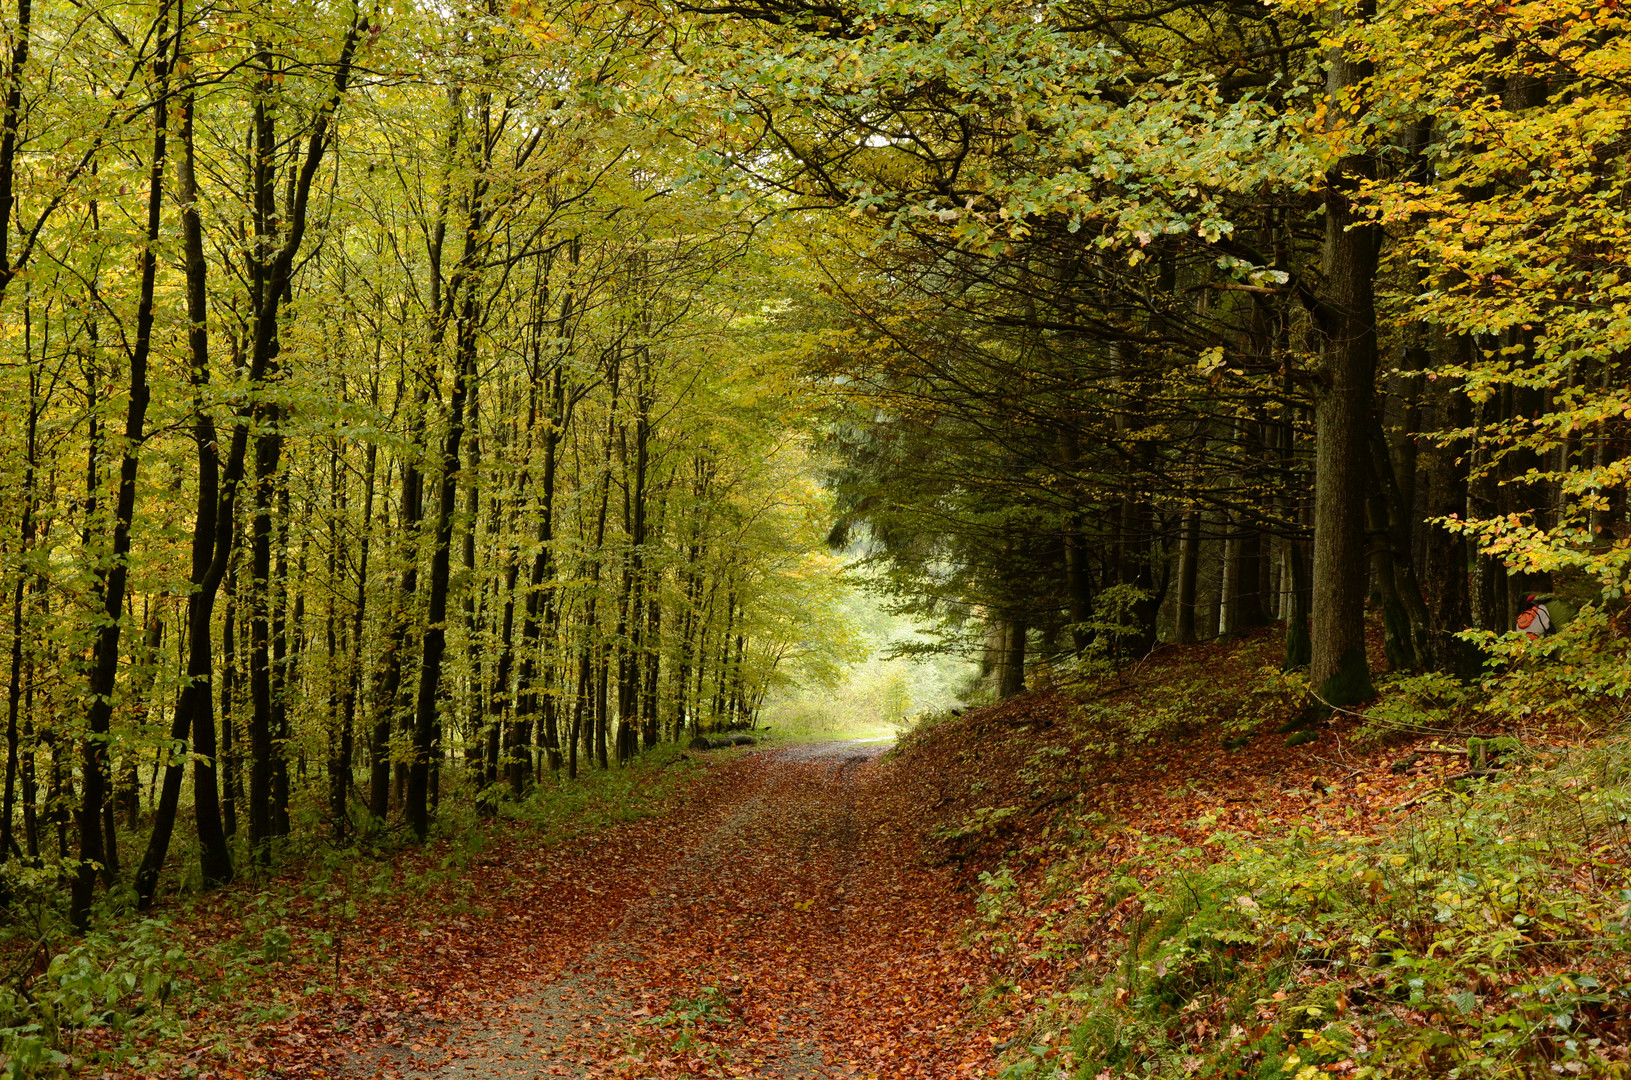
[340,740,993,1080]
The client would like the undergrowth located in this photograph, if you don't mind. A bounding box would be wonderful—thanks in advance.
[973,637,1631,1080]
[0,745,698,1078]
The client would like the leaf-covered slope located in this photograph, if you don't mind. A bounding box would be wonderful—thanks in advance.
[886,632,1630,1079]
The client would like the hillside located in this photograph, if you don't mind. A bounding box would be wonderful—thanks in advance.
[891,630,1631,1079]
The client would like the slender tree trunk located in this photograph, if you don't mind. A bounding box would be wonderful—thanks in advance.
[580,354,619,768]
[179,84,231,888]
[333,437,373,837]
[72,5,173,929]
[1175,507,1200,644]
[3,360,39,863]
[673,453,713,737]
[20,677,36,859]
[222,567,239,837]
[374,446,420,820]
[1219,516,1241,637]
[248,424,280,857]
[1365,416,1431,672]
[406,274,479,840]
[1226,519,1269,632]
[0,0,33,307]
[223,14,360,863]
[462,382,486,790]
[517,359,567,779]
[1276,389,1313,668]
[1467,387,1508,632]
[244,49,281,862]
[1423,338,1477,675]
[490,550,517,791]
[270,516,298,840]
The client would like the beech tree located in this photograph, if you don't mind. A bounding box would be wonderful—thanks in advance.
[0,0,852,917]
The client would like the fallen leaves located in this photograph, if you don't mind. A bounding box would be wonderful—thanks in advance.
[116,627,1602,1080]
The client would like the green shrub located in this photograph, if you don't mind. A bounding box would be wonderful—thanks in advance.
[1357,671,1482,745]
[0,918,191,1078]
[1049,746,1631,1079]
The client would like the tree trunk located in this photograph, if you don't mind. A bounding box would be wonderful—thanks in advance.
[516,357,567,783]
[1174,508,1200,644]
[3,353,39,865]
[1307,21,1380,707]
[72,6,172,929]
[406,269,479,840]
[1467,388,1507,632]
[179,84,232,888]
[0,0,33,307]
[271,509,301,840]
[1422,339,1477,675]
[997,617,1026,698]
[1365,416,1432,672]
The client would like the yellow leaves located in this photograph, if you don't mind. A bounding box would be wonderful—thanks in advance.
[1280,1055,1321,1080]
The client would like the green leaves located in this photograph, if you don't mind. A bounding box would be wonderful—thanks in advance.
[1056,749,1631,1079]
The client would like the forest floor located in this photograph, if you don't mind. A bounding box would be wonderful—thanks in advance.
[253,739,995,1080]
[95,627,1627,1079]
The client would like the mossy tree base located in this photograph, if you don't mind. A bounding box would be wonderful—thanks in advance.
[1315,646,1376,707]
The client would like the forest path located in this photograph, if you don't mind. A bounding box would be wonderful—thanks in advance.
[338,741,988,1080]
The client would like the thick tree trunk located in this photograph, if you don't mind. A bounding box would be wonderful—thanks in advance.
[997,617,1026,699]
[1307,28,1380,707]
[979,610,1018,696]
